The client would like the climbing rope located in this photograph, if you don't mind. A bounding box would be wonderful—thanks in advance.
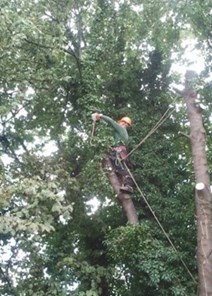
[91,97,196,288]
[90,120,96,144]
[124,162,197,284]
[124,104,176,160]
[121,98,196,284]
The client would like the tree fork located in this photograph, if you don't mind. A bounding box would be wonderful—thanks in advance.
[183,70,212,295]
[103,156,138,225]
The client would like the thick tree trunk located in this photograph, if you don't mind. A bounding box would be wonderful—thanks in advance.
[103,156,138,225]
[183,71,212,295]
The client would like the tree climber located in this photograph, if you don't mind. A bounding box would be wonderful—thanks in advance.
[91,112,135,194]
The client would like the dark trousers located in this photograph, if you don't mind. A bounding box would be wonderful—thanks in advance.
[109,146,134,187]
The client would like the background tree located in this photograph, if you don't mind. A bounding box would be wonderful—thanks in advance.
[175,70,212,295]
[0,0,211,295]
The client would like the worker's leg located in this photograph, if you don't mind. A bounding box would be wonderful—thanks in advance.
[114,159,134,193]
[119,167,134,194]
[109,151,134,194]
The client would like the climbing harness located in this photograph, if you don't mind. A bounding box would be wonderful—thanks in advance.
[109,148,126,173]
[114,151,124,170]
[110,145,127,169]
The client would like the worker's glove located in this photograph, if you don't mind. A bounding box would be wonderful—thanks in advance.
[91,112,102,122]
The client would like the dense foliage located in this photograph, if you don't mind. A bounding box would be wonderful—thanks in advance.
[0,0,211,295]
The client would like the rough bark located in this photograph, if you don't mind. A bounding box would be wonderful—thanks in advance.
[183,71,212,295]
[103,156,138,225]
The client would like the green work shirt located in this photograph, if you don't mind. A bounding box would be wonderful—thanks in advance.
[101,115,129,146]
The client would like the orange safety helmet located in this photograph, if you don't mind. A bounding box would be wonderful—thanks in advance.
[119,116,132,126]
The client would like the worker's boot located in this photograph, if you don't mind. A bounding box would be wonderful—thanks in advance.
[120,176,134,194]
[120,184,134,194]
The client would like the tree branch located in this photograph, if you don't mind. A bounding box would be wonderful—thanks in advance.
[178,131,191,139]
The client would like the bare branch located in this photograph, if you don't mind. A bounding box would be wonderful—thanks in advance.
[178,131,191,139]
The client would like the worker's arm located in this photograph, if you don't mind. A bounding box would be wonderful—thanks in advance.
[101,115,125,134]
[92,113,128,144]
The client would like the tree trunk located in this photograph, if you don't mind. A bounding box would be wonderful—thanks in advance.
[103,156,138,225]
[183,70,212,295]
